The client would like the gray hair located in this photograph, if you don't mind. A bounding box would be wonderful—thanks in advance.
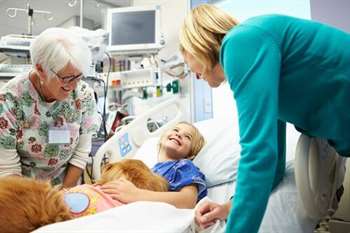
[30,27,92,78]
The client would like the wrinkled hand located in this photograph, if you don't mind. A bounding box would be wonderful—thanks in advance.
[195,201,230,229]
[101,178,142,204]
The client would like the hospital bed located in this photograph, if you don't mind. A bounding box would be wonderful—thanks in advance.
[34,97,349,233]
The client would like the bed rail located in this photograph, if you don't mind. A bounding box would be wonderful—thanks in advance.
[92,97,184,180]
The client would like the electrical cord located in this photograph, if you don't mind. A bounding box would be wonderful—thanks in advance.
[102,51,112,142]
[86,52,112,183]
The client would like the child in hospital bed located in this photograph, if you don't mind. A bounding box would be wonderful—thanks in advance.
[0,122,207,233]
[101,121,208,209]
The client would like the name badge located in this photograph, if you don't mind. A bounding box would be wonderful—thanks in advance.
[48,126,70,144]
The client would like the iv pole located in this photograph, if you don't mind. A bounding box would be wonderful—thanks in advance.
[80,0,84,28]
[67,0,84,28]
[6,0,53,35]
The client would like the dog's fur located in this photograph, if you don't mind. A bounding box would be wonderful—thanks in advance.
[0,159,168,233]
[0,176,72,233]
[97,159,168,191]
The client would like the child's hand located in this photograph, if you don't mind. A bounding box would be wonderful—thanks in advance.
[101,178,142,203]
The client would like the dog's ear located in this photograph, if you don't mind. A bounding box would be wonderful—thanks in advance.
[149,174,169,192]
[102,163,113,172]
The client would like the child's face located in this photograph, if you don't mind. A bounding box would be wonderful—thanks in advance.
[161,123,195,160]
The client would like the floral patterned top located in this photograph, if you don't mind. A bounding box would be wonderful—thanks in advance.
[0,73,100,184]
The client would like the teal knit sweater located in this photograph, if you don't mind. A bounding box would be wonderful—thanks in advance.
[220,14,350,233]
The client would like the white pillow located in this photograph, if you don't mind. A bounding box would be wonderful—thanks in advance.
[134,118,240,188]
[133,137,160,168]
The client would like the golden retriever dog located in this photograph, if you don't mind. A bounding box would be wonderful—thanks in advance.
[0,176,72,233]
[97,159,168,191]
[0,159,168,233]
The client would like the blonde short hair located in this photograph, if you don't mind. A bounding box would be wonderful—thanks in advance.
[179,4,238,73]
[159,121,205,160]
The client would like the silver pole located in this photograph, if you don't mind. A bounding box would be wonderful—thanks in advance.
[27,15,32,35]
[80,0,84,28]
[27,2,33,35]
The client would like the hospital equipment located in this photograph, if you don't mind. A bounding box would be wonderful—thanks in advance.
[295,136,350,233]
[106,6,165,55]
[0,64,31,78]
[0,34,33,59]
[32,97,349,233]
[100,68,156,90]
[6,0,53,35]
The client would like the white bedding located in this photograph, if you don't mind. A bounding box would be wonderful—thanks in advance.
[33,165,316,233]
[260,162,317,233]
[34,164,317,233]
[200,162,318,233]
[33,201,195,233]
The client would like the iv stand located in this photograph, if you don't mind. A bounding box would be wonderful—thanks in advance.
[80,0,84,28]
[67,0,84,28]
[6,0,53,35]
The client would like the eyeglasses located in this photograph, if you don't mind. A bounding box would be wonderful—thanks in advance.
[50,69,84,84]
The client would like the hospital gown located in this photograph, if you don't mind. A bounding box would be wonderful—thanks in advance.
[153,159,207,201]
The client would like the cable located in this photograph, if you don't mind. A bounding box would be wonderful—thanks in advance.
[87,52,111,183]
[103,51,112,142]
[89,76,107,140]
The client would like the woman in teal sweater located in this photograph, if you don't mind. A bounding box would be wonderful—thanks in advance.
[179,4,350,233]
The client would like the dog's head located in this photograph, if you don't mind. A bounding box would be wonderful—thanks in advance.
[0,176,72,233]
[97,159,168,192]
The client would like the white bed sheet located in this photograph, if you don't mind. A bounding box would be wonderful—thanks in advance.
[33,165,316,233]
[200,162,318,233]
[260,162,318,233]
[33,201,194,233]
[33,185,233,233]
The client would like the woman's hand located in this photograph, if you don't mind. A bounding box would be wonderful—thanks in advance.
[101,178,143,203]
[195,200,231,229]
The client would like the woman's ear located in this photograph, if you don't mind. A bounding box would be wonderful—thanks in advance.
[35,64,47,81]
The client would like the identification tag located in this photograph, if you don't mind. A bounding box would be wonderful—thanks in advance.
[48,126,70,144]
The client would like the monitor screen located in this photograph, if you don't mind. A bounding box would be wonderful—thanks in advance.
[111,11,155,45]
[107,6,162,54]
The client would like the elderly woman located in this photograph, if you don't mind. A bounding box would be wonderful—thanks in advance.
[179,4,350,233]
[0,28,100,187]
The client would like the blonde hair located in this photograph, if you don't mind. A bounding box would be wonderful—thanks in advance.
[179,4,238,73]
[159,121,205,160]
[0,176,72,233]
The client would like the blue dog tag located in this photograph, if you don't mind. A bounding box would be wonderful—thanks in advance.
[64,192,90,214]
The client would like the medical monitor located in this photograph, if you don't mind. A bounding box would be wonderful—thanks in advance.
[106,6,163,54]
